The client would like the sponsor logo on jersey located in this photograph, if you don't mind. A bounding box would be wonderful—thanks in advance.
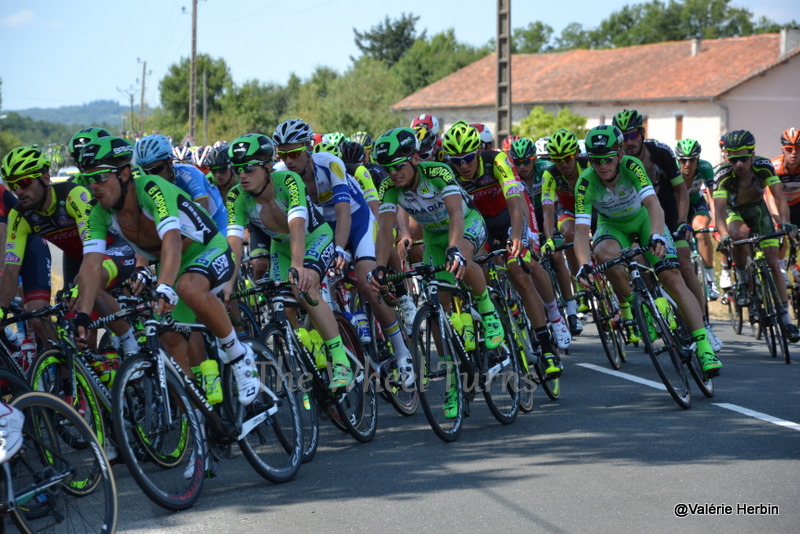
[146,182,170,220]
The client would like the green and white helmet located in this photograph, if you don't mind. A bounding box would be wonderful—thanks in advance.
[77,137,134,171]
[229,134,275,165]
[612,109,644,132]
[69,127,111,166]
[675,138,701,159]
[585,125,623,156]
[373,128,418,166]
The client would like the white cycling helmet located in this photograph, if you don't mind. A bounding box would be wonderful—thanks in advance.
[273,119,314,146]
[535,137,551,159]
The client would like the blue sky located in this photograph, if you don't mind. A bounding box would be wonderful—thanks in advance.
[0,0,795,111]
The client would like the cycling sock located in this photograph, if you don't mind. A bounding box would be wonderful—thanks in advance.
[535,326,555,355]
[325,335,348,366]
[565,298,577,316]
[218,329,245,363]
[475,288,494,314]
[545,299,561,322]
[119,329,139,356]
[384,321,412,360]
[620,296,633,321]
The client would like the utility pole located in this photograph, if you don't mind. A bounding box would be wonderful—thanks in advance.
[117,86,136,136]
[188,0,198,140]
[137,58,151,134]
[202,70,208,145]
[496,0,512,145]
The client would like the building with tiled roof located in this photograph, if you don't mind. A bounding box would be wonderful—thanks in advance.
[393,30,800,165]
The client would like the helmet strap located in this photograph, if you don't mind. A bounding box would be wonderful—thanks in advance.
[31,178,50,212]
[247,164,270,198]
[112,169,131,212]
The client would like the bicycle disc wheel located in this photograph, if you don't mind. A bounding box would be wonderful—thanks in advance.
[411,305,464,442]
[332,312,378,443]
[232,338,302,484]
[10,392,118,534]
[111,353,204,511]
[259,323,319,463]
[634,293,691,409]
[28,349,107,454]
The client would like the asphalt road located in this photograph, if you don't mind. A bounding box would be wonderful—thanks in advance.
[112,316,800,534]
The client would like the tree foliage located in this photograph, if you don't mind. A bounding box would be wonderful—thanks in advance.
[353,13,424,68]
[158,54,233,123]
[512,22,555,53]
[513,106,588,141]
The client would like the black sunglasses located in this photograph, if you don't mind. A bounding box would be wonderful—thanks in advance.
[144,162,168,175]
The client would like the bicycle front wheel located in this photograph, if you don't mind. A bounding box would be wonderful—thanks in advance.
[482,297,520,424]
[232,337,303,484]
[634,293,691,409]
[760,269,791,364]
[411,305,464,442]
[9,392,117,534]
[111,353,204,511]
[592,287,624,370]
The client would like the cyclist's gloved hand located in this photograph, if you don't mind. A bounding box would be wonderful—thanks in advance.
[542,238,556,255]
[781,222,797,235]
[132,266,154,287]
[671,223,693,242]
[154,283,179,306]
[335,245,352,265]
[446,246,466,267]
[71,312,92,340]
[718,235,732,251]
[367,266,387,287]
[649,233,667,250]
[576,264,593,286]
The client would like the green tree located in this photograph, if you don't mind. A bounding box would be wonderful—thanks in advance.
[512,21,555,53]
[553,22,593,51]
[158,54,233,124]
[212,77,298,140]
[392,30,491,94]
[353,13,424,68]
[0,131,22,160]
[513,106,588,141]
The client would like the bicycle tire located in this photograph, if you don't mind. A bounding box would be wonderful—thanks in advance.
[725,291,744,335]
[231,337,303,484]
[332,312,378,443]
[760,268,791,364]
[111,353,204,511]
[9,391,118,534]
[411,304,464,442]
[479,302,520,425]
[367,316,419,417]
[259,323,320,464]
[592,291,622,370]
[28,349,107,455]
[493,280,535,413]
[0,368,31,401]
[633,293,691,409]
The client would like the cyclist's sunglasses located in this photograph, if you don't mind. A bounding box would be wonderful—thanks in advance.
[381,159,409,173]
[513,157,535,166]
[210,165,230,174]
[783,145,800,154]
[82,168,119,183]
[589,154,618,166]
[623,130,640,141]
[7,172,44,190]
[233,163,264,175]
[551,154,576,164]
[276,147,307,160]
[450,152,477,166]
[144,162,168,175]
[727,154,752,163]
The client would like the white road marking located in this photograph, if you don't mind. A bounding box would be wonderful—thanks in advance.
[578,363,800,431]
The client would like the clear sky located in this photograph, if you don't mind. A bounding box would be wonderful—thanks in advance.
[0,0,795,111]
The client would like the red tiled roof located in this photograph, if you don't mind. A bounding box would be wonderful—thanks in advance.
[393,34,799,110]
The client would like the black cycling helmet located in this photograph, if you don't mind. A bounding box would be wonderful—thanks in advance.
[675,138,702,159]
[340,141,366,164]
[207,144,231,168]
[373,128,419,166]
[612,109,644,132]
[68,127,111,168]
[229,134,275,165]
[510,138,536,160]
[350,132,373,150]
[721,129,756,153]
[585,125,624,155]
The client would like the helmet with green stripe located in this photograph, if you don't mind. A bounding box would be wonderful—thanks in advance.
[229,134,275,165]
[612,109,644,132]
[1,145,50,182]
[312,141,343,159]
[373,128,418,165]
[675,138,701,159]
[77,136,133,171]
[721,130,756,153]
[510,138,536,160]
[585,125,623,156]
[547,129,579,157]
[69,127,111,167]
[442,120,481,155]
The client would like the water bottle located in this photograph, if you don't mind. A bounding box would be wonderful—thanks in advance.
[461,312,476,351]
[352,310,372,343]
[200,359,223,404]
[298,328,327,369]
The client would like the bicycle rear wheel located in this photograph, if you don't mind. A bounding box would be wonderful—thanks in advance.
[634,293,691,409]
[332,312,378,443]
[760,269,791,364]
[368,319,419,417]
[0,368,31,402]
[479,309,520,425]
[111,353,204,511]
[9,392,117,534]
[259,323,320,463]
[232,338,302,484]
[411,305,464,442]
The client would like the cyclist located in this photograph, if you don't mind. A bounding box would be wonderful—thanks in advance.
[207,144,238,199]
[613,110,720,351]
[0,144,139,357]
[574,125,721,377]
[470,123,494,150]
[540,129,590,335]
[222,133,355,388]
[509,136,575,344]
[350,132,374,162]
[273,119,416,386]
[713,129,800,342]
[73,136,261,405]
[770,127,800,277]
[67,127,111,187]
[674,139,719,299]
[134,134,228,233]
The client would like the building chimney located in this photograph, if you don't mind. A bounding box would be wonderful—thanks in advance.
[691,37,701,57]
[781,27,800,56]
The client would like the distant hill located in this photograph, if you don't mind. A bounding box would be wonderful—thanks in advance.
[5,99,126,129]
